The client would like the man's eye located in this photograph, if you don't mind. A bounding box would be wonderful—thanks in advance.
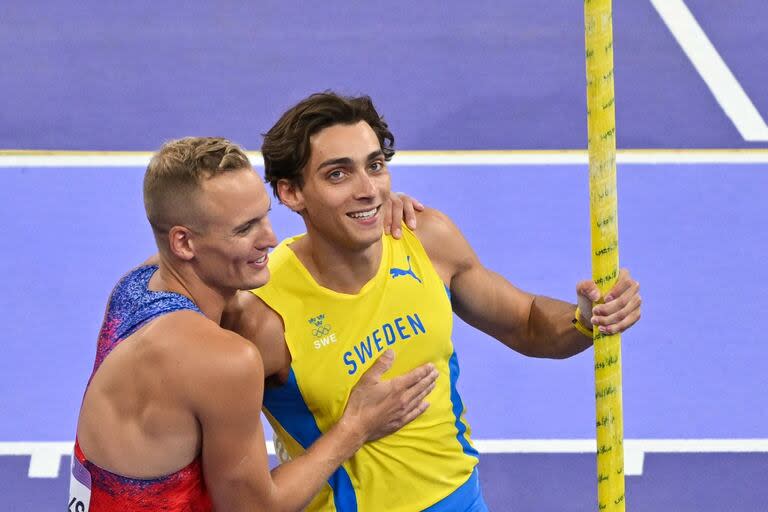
[370,162,384,172]
[328,170,344,180]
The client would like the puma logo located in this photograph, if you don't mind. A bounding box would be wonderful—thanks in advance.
[389,256,422,284]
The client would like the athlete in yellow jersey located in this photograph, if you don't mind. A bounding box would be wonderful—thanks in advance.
[252,227,478,511]
[223,92,642,511]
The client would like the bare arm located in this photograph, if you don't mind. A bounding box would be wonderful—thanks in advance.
[192,334,356,511]
[416,208,640,359]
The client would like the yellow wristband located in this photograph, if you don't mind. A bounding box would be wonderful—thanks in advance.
[572,307,593,337]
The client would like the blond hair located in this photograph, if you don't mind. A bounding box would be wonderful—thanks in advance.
[143,137,252,235]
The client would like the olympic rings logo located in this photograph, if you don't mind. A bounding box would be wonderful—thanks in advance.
[312,325,332,337]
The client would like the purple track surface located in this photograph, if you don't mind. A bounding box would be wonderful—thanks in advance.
[2,1,767,151]
[3,453,768,512]
[1,1,767,511]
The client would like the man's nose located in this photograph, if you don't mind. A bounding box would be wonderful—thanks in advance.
[258,217,278,248]
[354,170,377,198]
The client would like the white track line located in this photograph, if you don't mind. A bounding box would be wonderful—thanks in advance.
[650,0,768,141]
[474,438,768,476]
[1,150,768,168]
[2,439,767,478]
[0,442,72,478]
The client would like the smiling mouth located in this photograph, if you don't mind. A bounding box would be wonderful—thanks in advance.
[249,254,268,266]
[347,205,380,220]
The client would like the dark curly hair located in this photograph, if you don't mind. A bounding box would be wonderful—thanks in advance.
[261,92,395,198]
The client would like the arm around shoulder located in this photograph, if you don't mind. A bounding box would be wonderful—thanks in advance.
[222,290,290,377]
[188,327,366,512]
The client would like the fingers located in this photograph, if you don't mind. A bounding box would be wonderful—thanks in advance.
[591,270,641,334]
[398,367,438,405]
[577,268,635,304]
[399,200,415,233]
[384,193,425,239]
[388,365,437,433]
[392,192,424,212]
[592,294,642,334]
[575,279,600,325]
[394,400,431,429]
[392,362,436,390]
[408,377,437,406]
[383,205,393,236]
[388,381,436,433]
[384,193,402,237]
[360,349,395,382]
[576,280,601,302]
[401,193,424,227]
[604,268,634,302]
[399,193,424,230]
[358,361,437,440]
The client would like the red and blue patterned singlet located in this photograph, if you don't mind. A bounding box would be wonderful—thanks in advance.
[69,265,213,512]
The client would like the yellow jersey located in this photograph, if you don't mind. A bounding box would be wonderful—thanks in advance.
[253,226,480,511]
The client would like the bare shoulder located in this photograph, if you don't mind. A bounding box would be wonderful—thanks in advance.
[148,310,264,379]
[411,207,456,241]
[222,291,289,378]
[123,310,265,419]
[190,330,265,421]
[223,292,285,348]
[411,207,476,275]
[172,313,264,400]
[223,290,274,328]
[201,328,265,382]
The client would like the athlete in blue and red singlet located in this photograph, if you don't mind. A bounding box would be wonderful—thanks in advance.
[71,265,212,511]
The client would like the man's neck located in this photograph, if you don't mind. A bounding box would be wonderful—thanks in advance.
[149,256,232,324]
[292,231,383,295]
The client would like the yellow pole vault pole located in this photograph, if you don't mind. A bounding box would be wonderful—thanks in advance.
[584,0,625,510]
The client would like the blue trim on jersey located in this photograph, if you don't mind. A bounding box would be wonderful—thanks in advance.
[114,266,202,341]
[448,350,479,458]
[444,282,477,459]
[422,468,488,511]
[263,368,358,511]
[92,265,203,375]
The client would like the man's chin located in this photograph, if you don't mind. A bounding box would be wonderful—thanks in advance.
[243,272,271,291]
[344,233,383,253]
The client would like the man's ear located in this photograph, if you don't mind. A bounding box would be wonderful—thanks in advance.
[168,226,196,261]
[277,179,305,212]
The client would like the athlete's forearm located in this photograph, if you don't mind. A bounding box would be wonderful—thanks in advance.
[520,295,593,358]
[267,418,365,511]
